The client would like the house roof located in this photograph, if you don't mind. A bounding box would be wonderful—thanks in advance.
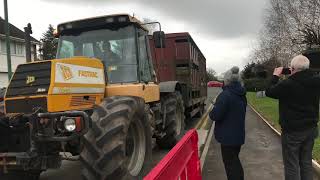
[0,17,39,43]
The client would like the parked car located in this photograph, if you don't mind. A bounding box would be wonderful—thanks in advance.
[207,81,223,87]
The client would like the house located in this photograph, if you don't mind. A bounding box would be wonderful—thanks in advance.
[0,17,39,88]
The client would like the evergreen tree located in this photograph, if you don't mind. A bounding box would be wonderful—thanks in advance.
[39,24,58,60]
[242,62,256,79]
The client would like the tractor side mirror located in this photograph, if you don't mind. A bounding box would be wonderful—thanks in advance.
[153,31,166,48]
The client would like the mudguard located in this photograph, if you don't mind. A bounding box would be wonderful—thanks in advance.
[159,81,181,93]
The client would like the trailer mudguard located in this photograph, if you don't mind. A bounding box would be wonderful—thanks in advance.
[159,81,181,93]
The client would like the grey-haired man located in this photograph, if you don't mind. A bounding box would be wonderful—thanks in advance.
[266,55,320,180]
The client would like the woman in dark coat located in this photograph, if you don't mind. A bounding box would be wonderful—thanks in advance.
[209,66,247,180]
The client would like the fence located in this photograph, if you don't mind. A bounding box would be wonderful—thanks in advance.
[144,129,202,180]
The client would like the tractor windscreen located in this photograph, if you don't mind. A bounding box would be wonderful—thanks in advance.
[56,25,138,84]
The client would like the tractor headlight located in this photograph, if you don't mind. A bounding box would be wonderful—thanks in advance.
[65,23,73,29]
[106,17,114,23]
[64,118,76,132]
[118,16,127,22]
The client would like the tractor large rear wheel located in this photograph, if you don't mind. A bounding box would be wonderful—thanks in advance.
[157,92,185,149]
[80,96,152,180]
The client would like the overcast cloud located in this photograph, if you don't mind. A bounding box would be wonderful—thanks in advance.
[0,0,268,74]
[42,0,267,39]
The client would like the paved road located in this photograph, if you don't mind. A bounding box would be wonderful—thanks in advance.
[205,87,221,109]
[40,149,170,180]
[40,140,182,179]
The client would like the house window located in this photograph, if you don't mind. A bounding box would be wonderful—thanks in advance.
[16,43,25,55]
[10,42,16,54]
[0,39,6,53]
[0,40,26,56]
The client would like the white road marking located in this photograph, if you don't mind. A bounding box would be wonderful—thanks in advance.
[200,119,214,169]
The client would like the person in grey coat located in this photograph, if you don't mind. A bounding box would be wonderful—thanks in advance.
[209,66,247,180]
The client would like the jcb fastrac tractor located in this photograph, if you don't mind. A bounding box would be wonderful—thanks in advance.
[0,14,186,180]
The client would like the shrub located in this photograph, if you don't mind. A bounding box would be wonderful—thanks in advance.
[243,78,268,92]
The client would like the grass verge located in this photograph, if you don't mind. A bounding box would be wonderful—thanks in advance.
[247,92,320,162]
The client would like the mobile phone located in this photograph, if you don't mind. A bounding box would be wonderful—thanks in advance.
[282,68,291,75]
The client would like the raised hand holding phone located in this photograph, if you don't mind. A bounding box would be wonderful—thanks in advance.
[273,67,283,77]
[281,68,291,75]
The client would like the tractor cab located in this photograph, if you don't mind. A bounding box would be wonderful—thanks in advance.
[55,14,155,84]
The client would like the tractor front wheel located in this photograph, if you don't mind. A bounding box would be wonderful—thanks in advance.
[80,96,152,180]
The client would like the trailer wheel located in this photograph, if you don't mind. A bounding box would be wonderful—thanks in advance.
[157,92,185,149]
[195,103,205,118]
[80,96,152,180]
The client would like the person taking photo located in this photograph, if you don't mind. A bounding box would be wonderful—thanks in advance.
[266,55,320,180]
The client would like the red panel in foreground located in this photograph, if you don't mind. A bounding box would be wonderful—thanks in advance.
[144,129,202,180]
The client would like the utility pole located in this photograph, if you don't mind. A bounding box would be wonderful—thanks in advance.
[24,23,32,63]
[4,0,12,80]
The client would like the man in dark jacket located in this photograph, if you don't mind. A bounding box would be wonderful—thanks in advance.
[209,66,247,180]
[265,55,320,180]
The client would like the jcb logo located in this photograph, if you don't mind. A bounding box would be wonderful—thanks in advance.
[26,76,35,85]
[59,65,73,81]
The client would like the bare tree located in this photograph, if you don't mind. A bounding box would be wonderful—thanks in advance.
[206,68,218,82]
[250,0,320,69]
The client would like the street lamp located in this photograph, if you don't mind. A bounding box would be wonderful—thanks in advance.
[4,0,12,80]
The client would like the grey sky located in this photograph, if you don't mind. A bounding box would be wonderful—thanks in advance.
[43,0,267,38]
[1,0,268,74]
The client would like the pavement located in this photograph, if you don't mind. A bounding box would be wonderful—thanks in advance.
[202,106,284,179]
[201,104,319,180]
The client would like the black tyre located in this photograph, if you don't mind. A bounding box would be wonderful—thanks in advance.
[145,104,157,149]
[0,170,41,180]
[157,92,185,149]
[80,96,152,180]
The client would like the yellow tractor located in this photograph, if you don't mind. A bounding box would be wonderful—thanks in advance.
[0,14,185,180]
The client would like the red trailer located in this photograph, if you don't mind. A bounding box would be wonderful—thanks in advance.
[149,32,207,119]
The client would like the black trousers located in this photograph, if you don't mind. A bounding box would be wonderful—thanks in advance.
[281,127,318,180]
[221,144,244,180]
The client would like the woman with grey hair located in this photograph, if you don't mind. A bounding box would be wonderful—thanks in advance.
[209,66,247,180]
